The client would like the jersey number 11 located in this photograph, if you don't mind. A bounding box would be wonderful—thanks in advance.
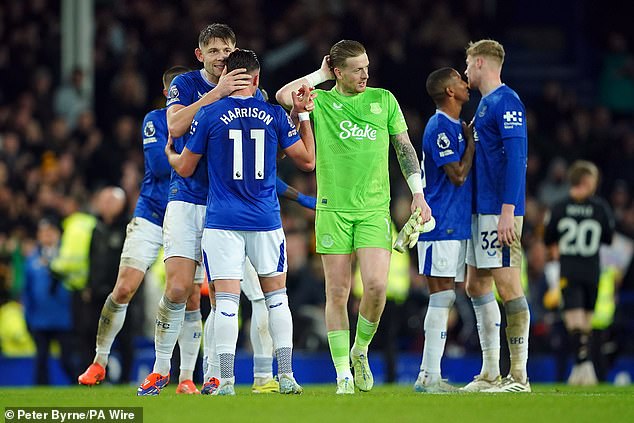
[229,129,265,180]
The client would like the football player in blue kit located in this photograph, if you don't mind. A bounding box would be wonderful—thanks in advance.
[138,23,263,396]
[414,67,474,393]
[461,39,531,393]
[166,49,315,395]
[78,66,192,388]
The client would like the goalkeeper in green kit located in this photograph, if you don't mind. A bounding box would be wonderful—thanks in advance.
[276,40,432,394]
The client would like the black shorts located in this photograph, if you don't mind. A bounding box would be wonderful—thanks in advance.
[560,277,598,311]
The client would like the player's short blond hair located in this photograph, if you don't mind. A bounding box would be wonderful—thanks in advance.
[568,160,599,186]
[466,39,505,65]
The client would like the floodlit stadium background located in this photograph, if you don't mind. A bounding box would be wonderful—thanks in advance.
[0,0,633,386]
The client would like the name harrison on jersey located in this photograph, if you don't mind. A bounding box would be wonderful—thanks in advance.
[220,107,273,126]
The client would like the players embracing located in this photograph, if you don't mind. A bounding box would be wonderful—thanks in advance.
[166,49,315,395]
[414,67,474,393]
[462,39,531,393]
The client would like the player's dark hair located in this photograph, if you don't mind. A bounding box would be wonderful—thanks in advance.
[226,49,260,74]
[426,67,457,106]
[162,66,190,89]
[568,160,599,186]
[198,23,236,48]
[329,40,366,69]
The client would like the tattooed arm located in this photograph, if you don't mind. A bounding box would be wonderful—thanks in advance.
[390,131,432,219]
[390,131,421,179]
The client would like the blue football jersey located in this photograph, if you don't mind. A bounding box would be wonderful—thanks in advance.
[166,69,265,205]
[419,111,472,241]
[472,84,527,215]
[186,95,300,231]
[133,108,171,226]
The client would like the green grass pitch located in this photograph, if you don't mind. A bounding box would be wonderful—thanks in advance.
[2,384,634,423]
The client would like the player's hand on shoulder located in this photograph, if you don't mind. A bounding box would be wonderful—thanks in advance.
[213,66,252,98]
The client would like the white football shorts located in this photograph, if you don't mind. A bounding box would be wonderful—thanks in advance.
[466,214,523,269]
[163,200,206,263]
[202,228,287,281]
[417,239,467,282]
[119,217,163,272]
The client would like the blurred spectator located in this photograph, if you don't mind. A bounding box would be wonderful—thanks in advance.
[53,67,90,130]
[22,217,74,385]
[537,157,569,208]
[599,32,634,116]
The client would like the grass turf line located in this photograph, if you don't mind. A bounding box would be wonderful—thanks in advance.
[1,384,633,423]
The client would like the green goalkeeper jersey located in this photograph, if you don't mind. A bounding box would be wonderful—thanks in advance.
[312,86,407,211]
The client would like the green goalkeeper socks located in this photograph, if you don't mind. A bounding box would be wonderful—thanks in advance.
[328,330,351,378]
[352,313,379,354]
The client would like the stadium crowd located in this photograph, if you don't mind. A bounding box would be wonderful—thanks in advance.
[1,0,633,384]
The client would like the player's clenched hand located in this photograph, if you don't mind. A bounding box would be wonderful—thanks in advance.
[411,193,432,223]
[213,67,252,98]
[498,206,517,246]
[393,207,437,253]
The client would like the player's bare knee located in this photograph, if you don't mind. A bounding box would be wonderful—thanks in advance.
[112,270,143,303]
[495,281,524,303]
[466,281,488,298]
[165,281,191,303]
[327,284,350,306]
[363,280,387,301]
[112,283,137,304]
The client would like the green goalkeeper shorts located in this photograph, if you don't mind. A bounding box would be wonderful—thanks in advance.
[315,209,392,254]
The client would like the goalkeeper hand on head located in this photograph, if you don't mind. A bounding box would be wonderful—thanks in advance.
[393,208,436,253]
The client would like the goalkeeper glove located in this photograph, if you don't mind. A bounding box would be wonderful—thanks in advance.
[393,209,436,253]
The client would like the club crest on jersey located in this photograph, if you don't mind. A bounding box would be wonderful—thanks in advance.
[478,104,487,117]
[144,121,156,137]
[503,110,523,129]
[370,102,382,114]
[332,102,343,110]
